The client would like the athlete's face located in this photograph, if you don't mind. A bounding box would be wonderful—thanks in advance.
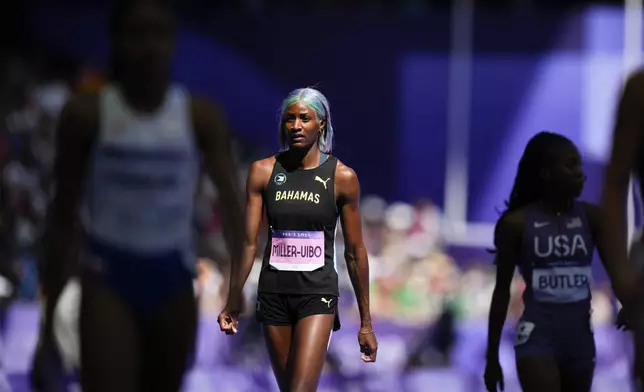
[118,3,175,81]
[283,102,326,150]
[542,142,586,198]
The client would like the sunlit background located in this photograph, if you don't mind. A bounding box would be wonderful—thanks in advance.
[0,0,641,391]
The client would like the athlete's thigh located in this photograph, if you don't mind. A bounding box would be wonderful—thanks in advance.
[257,293,294,389]
[516,356,561,392]
[140,284,198,392]
[263,324,293,391]
[287,314,335,392]
[79,272,140,392]
[559,330,596,392]
[560,367,594,392]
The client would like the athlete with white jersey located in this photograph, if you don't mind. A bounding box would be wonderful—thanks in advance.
[32,1,245,391]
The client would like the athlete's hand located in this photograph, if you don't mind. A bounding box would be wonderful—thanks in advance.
[616,307,631,331]
[358,328,378,363]
[484,359,504,392]
[218,291,244,335]
[217,307,239,335]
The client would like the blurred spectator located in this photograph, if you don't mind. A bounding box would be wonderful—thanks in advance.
[404,301,457,370]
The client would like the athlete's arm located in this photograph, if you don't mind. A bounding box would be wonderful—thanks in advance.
[584,202,614,276]
[600,71,644,301]
[217,159,268,334]
[485,211,521,361]
[40,93,97,338]
[192,98,245,307]
[336,162,372,331]
[224,159,270,310]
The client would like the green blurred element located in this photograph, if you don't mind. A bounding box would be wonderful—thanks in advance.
[394,284,420,310]
[445,295,466,320]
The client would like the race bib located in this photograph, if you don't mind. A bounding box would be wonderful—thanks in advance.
[532,266,592,303]
[269,230,325,271]
[515,320,535,346]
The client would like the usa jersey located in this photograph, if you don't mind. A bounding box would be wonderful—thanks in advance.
[519,202,594,314]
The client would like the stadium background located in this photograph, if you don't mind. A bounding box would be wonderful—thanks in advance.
[0,0,639,391]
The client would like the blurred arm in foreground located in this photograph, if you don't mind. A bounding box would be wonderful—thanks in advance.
[600,70,644,387]
[32,93,97,391]
[192,98,246,329]
[484,212,522,392]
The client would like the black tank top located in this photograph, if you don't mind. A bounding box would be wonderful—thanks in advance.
[257,154,340,296]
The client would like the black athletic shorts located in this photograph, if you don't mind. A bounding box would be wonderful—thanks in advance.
[256,293,341,332]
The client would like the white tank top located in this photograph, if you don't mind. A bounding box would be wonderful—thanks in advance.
[85,84,199,265]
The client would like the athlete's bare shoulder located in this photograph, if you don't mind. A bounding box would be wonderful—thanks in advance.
[606,69,644,179]
[189,95,235,154]
[190,95,225,134]
[619,69,644,117]
[494,207,526,249]
[248,156,277,190]
[498,207,526,229]
[624,69,644,95]
[251,156,277,173]
[334,159,359,191]
[580,201,601,231]
[190,94,215,114]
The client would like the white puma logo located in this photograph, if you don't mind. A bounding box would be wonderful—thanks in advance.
[315,176,331,189]
[321,297,333,308]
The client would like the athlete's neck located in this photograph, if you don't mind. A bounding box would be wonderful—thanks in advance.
[116,78,169,113]
[539,197,573,215]
[284,146,322,170]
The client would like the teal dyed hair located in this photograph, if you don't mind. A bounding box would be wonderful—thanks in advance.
[279,87,334,153]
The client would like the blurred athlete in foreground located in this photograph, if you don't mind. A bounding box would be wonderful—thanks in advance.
[218,87,378,392]
[33,1,244,391]
[601,70,644,389]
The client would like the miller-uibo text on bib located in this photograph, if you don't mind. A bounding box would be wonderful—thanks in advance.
[269,230,325,272]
